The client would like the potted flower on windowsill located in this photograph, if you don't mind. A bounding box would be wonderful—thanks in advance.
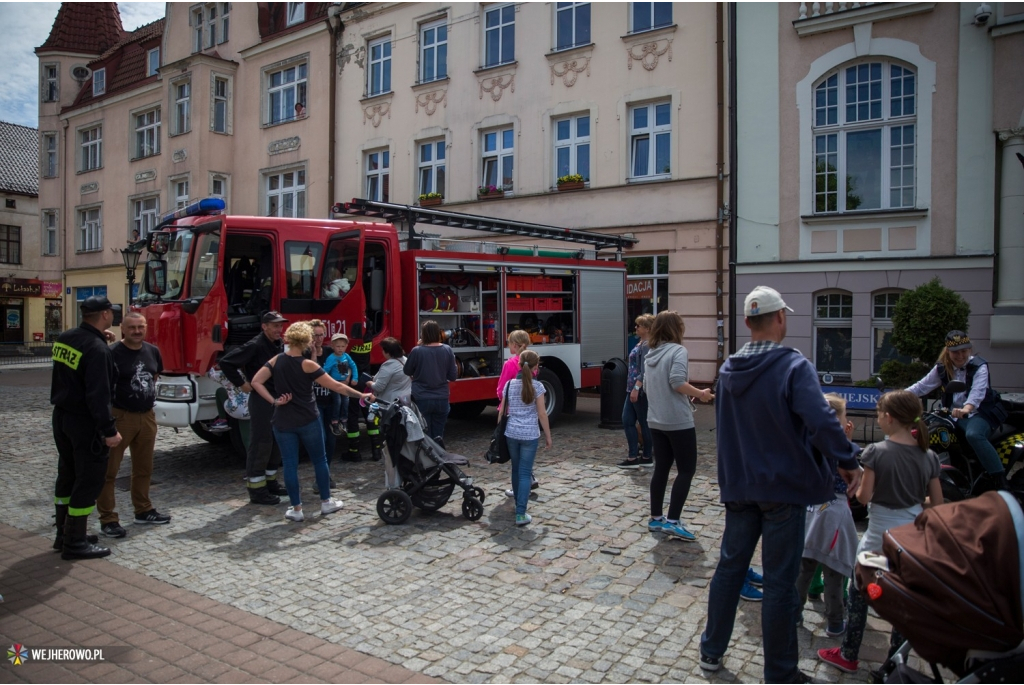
[557,174,586,191]
[477,184,504,200]
[418,192,443,207]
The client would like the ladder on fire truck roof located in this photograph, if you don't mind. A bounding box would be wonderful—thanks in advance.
[334,198,638,256]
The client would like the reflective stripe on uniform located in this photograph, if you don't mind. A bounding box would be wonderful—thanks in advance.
[68,505,95,516]
[54,496,70,505]
[52,342,83,370]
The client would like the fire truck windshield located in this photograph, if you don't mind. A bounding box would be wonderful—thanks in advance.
[138,230,193,301]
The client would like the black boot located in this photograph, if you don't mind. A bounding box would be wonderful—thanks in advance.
[61,514,110,560]
[369,427,385,462]
[53,504,97,552]
[265,477,288,497]
[991,472,1010,492]
[248,484,281,505]
[344,431,363,462]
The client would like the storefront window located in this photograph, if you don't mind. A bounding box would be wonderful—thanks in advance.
[74,286,107,327]
[625,255,669,333]
[45,299,63,341]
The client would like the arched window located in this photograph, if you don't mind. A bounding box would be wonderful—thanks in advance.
[814,290,853,378]
[871,289,911,374]
[813,61,916,214]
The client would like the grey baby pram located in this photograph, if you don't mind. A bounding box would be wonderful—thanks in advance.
[374,399,486,524]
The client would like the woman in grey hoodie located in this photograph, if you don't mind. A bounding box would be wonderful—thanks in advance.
[643,311,714,541]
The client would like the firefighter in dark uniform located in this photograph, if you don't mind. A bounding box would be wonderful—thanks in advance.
[343,339,375,461]
[51,295,123,560]
[219,310,288,504]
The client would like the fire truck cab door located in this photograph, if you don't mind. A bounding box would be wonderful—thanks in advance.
[184,224,228,373]
[316,231,366,341]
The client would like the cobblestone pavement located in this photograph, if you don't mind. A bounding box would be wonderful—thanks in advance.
[2,368,897,683]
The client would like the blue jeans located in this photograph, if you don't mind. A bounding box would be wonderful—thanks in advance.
[508,437,539,516]
[272,419,332,507]
[316,401,336,466]
[960,413,1003,475]
[622,393,653,459]
[329,393,350,429]
[414,396,450,442]
[701,501,806,682]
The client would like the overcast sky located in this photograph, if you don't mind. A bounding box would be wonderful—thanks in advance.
[0,2,167,129]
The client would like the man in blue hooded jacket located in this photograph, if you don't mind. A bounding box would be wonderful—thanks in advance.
[699,285,862,682]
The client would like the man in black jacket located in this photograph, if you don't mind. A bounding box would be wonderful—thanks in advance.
[51,295,123,560]
[219,311,288,504]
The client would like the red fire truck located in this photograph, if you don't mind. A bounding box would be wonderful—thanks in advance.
[136,198,635,452]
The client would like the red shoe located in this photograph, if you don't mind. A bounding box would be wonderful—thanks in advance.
[818,647,859,673]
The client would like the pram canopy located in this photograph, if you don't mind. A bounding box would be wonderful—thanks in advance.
[855,490,1024,676]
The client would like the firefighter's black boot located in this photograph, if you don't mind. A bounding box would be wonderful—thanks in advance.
[53,504,97,551]
[248,483,281,505]
[368,418,385,461]
[61,514,110,560]
[265,476,288,497]
[345,431,363,462]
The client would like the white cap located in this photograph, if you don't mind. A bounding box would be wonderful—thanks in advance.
[744,286,794,317]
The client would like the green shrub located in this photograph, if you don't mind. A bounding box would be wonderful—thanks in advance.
[878,360,932,389]
[890,278,970,363]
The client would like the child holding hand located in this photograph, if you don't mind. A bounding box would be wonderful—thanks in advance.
[323,333,359,436]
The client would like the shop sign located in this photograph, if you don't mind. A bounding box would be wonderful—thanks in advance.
[0,279,42,297]
[626,278,653,300]
[41,281,62,298]
[6,309,21,329]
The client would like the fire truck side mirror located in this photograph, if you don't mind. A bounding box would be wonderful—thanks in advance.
[148,231,171,256]
[144,260,168,297]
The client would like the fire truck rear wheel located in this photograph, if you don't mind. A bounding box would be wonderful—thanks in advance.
[536,367,563,423]
[190,421,231,445]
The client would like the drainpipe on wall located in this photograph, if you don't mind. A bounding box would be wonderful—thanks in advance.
[61,118,69,332]
[326,5,343,215]
[715,2,726,371]
[727,1,738,355]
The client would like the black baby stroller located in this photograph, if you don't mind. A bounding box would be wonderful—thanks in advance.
[854,490,1024,683]
[373,399,486,524]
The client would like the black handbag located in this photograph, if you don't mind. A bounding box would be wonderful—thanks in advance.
[485,384,511,464]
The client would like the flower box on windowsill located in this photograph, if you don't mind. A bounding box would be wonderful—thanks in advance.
[478,191,505,200]
[557,181,585,192]
[419,197,443,207]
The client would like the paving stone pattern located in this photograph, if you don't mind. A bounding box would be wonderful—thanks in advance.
[1,375,897,683]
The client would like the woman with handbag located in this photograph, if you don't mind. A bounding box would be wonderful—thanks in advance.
[504,350,552,526]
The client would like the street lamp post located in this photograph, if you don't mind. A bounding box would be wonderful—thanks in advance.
[120,243,143,306]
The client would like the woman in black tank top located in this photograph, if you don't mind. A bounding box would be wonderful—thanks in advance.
[251,322,372,522]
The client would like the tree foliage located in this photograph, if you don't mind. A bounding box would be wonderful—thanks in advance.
[890,278,970,363]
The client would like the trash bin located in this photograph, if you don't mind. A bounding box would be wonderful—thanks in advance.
[599,357,628,429]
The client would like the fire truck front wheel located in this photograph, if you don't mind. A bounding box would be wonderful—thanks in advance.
[190,421,231,445]
[536,367,564,423]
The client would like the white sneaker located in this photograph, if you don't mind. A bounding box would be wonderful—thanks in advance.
[320,498,343,515]
[505,489,515,498]
[285,507,304,522]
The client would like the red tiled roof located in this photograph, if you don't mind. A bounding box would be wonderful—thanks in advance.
[36,2,124,56]
[67,19,166,112]
[259,2,330,40]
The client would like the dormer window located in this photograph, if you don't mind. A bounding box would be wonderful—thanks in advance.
[147,48,160,77]
[92,68,106,96]
[287,3,305,26]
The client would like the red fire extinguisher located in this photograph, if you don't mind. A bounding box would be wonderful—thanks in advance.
[484,313,496,346]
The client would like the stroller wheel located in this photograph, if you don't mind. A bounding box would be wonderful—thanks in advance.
[377,489,413,525]
[462,495,484,521]
[471,486,487,505]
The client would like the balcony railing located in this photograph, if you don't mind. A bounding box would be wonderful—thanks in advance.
[798,2,877,20]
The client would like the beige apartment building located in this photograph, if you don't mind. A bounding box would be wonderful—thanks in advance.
[36,2,339,332]
[333,2,730,382]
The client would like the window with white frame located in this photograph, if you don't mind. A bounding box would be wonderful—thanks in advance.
[629,101,671,179]
[80,125,102,171]
[78,206,102,252]
[266,168,306,217]
[42,210,59,256]
[420,19,447,82]
[631,2,672,33]
[147,48,160,77]
[626,255,669,322]
[871,290,911,374]
[210,173,229,206]
[287,2,305,26]
[173,79,191,134]
[554,114,590,182]
[367,36,392,96]
[365,150,390,202]
[132,196,160,239]
[813,61,917,214]
[0,225,21,264]
[556,2,591,50]
[484,4,515,68]
[212,75,230,133]
[172,178,190,209]
[43,64,59,102]
[134,107,161,159]
[814,290,853,377]
[418,140,445,197]
[92,68,106,96]
[481,128,514,192]
[43,133,58,178]
[192,3,229,52]
[267,60,307,125]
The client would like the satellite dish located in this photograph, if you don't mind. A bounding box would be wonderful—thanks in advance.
[71,65,91,83]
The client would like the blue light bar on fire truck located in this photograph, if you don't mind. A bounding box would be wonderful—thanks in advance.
[158,198,225,224]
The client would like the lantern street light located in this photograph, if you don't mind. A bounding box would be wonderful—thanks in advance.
[120,242,144,305]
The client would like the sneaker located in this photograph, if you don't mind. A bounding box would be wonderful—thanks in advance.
[662,521,696,542]
[818,647,858,674]
[101,522,127,538]
[284,507,304,522]
[320,498,343,515]
[638,456,654,467]
[531,477,539,490]
[825,621,847,638]
[699,652,722,672]
[617,458,641,470]
[330,421,344,436]
[505,489,515,498]
[740,581,763,602]
[207,418,231,433]
[134,509,171,525]
[746,568,764,588]
[515,513,532,526]
[648,517,665,532]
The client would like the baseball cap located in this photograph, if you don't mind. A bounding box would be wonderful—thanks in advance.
[744,286,794,317]
[80,295,114,313]
[261,311,288,324]
[944,330,972,351]
[330,332,349,342]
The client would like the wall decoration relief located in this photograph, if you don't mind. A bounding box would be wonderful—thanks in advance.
[479,73,514,102]
[268,137,301,155]
[626,39,672,71]
[363,102,391,127]
[80,182,98,195]
[415,89,447,115]
[172,148,188,162]
[550,57,591,87]
[134,169,156,183]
